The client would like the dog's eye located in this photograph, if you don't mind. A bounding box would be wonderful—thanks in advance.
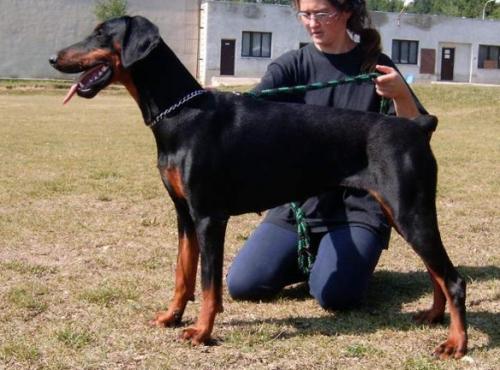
[94,28,109,45]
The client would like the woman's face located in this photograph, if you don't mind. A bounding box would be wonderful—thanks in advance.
[297,0,351,51]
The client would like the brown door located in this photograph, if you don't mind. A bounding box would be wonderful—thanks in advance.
[441,47,455,81]
[220,39,235,76]
[420,48,436,74]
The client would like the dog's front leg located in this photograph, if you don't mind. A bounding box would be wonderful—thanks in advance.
[151,201,199,327]
[181,216,227,345]
[413,265,446,325]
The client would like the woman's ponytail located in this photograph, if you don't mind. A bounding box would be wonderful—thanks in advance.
[358,28,382,72]
[344,1,381,72]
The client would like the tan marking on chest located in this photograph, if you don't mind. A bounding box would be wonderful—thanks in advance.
[161,166,186,199]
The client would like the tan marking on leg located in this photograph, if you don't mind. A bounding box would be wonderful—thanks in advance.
[368,190,403,235]
[414,266,446,325]
[181,283,222,345]
[428,268,467,359]
[151,232,199,327]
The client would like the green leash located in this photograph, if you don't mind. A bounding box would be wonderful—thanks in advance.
[245,72,390,274]
[245,72,381,99]
[289,202,314,275]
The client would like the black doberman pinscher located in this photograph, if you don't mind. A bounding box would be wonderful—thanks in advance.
[50,16,467,358]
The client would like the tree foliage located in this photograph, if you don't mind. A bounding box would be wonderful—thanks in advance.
[366,0,404,12]
[94,0,128,22]
[218,0,500,19]
[407,0,500,19]
[245,0,292,3]
[368,0,500,19]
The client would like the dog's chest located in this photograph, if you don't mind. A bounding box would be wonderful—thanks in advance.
[158,164,186,199]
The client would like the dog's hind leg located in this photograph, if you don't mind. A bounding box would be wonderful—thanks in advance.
[368,167,467,359]
[151,200,199,328]
[401,210,466,359]
[181,215,227,345]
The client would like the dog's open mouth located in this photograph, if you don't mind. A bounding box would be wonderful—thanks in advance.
[63,64,113,104]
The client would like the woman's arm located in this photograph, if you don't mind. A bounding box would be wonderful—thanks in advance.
[250,50,306,104]
[374,64,421,119]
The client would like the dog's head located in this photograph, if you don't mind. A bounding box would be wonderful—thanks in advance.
[50,16,160,103]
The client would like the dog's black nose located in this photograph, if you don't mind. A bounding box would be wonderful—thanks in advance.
[49,55,58,65]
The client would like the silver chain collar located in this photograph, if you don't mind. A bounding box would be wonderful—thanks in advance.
[147,89,207,128]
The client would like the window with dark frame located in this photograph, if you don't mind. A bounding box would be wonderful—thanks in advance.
[242,31,272,58]
[478,45,500,69]
[392,39,419,65]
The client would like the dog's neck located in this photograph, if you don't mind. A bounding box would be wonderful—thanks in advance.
[130,41,202,124]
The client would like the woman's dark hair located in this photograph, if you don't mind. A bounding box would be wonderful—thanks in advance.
[293,0,381,72]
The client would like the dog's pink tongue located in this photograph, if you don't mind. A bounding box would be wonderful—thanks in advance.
[63,83,78,105]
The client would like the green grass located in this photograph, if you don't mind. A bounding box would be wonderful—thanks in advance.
[404,357,446,370]
[55,326,94,349]
[344,343,381,358]
[0,83,498,369]
[6,285,49,316]
[79,282,140,307]
[1,260,58,276]
[0,341,40,365]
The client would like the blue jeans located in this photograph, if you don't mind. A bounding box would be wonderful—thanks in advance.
[226,222,385,309]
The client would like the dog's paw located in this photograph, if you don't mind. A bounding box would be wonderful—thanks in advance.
[149,310,183,327]
[180,326,211,346]
[413,308,445,325]
[433,337,467,360]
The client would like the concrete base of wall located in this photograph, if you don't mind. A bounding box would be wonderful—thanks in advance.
[431,81,500,88]
[209,76,261,87]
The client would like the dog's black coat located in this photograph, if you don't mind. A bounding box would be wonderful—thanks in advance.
[50,16,467,358]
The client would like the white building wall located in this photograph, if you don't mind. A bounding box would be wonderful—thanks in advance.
[200,1,309,85]
[0,0,200,79]
[2,0,499,85]
[199,4,209,86]
[200,1,500,86]
[375,12,500,83]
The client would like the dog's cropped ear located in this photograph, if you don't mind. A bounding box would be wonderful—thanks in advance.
[121,16,160,68]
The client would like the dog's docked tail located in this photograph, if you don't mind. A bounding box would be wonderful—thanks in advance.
[413,115,438,140]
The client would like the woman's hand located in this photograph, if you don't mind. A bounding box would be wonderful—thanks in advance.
[374,65,420,119]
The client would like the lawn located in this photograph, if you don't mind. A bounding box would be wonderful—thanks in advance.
[0,83,498,369]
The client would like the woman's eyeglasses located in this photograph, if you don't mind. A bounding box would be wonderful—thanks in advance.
[296,11,338,24]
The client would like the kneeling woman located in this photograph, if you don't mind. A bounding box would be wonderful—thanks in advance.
[227,0,426,309]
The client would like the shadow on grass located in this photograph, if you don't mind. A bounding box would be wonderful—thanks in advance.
[227,265,499,351]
